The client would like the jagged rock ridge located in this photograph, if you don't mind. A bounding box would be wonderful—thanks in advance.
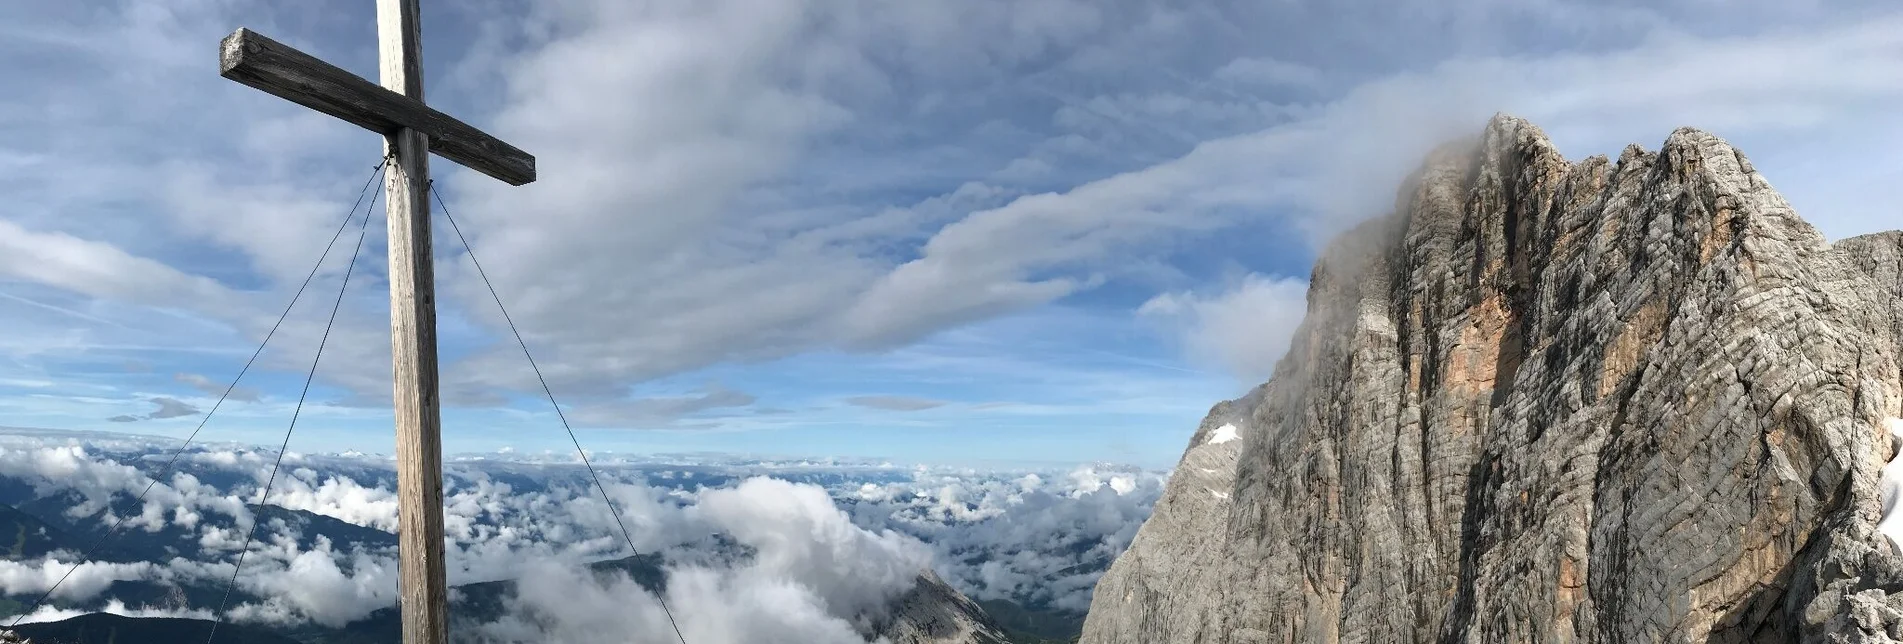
[1081,114,1903,643]
[874,571,1013,644]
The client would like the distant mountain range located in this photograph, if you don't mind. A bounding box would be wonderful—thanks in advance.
[6,549,1017,643]
[15,613,298,644]
[0,452,1076,643]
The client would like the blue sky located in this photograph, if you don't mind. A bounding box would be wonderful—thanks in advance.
[2,0,1901,469]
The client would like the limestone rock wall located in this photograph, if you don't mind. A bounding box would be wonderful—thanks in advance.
[1081,115,1903,644]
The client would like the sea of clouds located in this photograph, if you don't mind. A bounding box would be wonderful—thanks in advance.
[0,429,1163,642]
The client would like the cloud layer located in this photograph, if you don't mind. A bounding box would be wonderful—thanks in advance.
[1140,274,1311,382]
[5,0,1897,441]
[0,430,1162,639]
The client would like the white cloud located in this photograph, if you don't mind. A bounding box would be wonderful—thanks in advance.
[144,397,201,420]
[0,219,232,308]
[696,478,931,618]
[478,476,940,643]
[846,464,1166,612]
[0,433,1162,631]
[262,471,400,533]
[844,396,947,412]
[0,445,148,518]
[568,386,761,429]
[243,546,399,628]
[174,373,261,404]
[478,562,877,644]
[2,0,1897,426]
[832,11,1903,350]
[1878,418,1903,550]
[1140,274,1310,382]
[0,559,160,602]
[7,599,213,626]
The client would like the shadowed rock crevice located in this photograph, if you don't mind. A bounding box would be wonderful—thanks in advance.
[1080,114,1903,644]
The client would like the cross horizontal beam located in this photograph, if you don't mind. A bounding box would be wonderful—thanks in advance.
[219,28,536,186]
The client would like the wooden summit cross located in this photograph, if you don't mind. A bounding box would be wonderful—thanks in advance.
[217,1,535,643]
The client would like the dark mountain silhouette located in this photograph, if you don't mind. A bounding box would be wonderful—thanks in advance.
[12,613,299,644]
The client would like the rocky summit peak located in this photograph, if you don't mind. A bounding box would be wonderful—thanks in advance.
[1082,116,1903,643]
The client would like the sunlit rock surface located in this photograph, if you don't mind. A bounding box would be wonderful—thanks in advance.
[874,571,1012,644]
[1082,115,1903,643]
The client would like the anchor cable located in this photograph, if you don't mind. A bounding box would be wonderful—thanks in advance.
[430,181,691,644]
[4,159,390,631]
[204,161,384,644]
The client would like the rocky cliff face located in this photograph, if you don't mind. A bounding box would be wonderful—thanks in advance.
[1081,114,1903,643]
[873,572,1012,644]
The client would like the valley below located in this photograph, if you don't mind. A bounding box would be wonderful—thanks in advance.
[0,429,1153,643]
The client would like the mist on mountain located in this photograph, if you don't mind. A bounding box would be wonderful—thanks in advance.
[0,428,1156,642]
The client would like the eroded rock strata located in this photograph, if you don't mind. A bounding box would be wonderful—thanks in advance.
[1082,115,1903,643]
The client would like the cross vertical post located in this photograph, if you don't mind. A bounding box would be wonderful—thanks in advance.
[377,1,449,644]
[218,2,536,642]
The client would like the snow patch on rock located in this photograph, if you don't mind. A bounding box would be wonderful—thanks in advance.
[1207,424,1240,445]
[1878,418,1903,550]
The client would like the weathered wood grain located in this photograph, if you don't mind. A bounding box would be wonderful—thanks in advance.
[378,2,450,644]
[219,27,535,186]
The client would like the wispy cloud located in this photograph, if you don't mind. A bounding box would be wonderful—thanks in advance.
[174,372,260,403]
[1139,274,1310,382]
[145,397,201,420]
[0,0,1896,463]
[569,385,760,429]
[104,396,201,422]
[0,290,128,329]
[844,395,947,412]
